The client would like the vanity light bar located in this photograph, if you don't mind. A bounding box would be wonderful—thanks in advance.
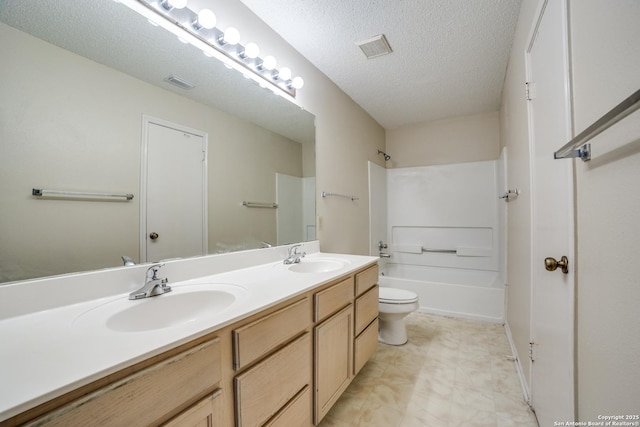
[117,0,302,100]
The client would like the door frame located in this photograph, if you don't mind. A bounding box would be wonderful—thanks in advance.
[525,0,576,419]
[139,115,208,263]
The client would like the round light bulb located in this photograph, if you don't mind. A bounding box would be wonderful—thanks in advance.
[291,76,304,89]
[278,67,292,81]
[196,9,216,29]
[222,27,240,45]
[166,0,187,9]
[243,42,260,59]
[262,55,277,70]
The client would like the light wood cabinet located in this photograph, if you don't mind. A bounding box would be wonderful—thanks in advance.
[162,389,223,427]
[263,386,312,427]
[313,304,354,424]
[233,297,310,371]
[355,264,378,296]
[313,277,353,323]
[312,264,379,425]
[355,285,379,336]
[354,318,379,374]
[353,266,379,376]
[234,333,311,427]
[24,338,222,427]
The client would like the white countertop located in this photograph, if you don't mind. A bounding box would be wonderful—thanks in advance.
[0,248,377,422]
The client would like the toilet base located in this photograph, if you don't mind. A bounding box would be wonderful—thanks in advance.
[378,313,412,346]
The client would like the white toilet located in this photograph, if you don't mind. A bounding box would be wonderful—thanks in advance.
[378,287,419,345]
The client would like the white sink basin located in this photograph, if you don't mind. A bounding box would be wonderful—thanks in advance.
[286,258,348,273]
[73,283,247,333]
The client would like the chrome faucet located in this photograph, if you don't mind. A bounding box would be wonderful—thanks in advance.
[283,244,306,264]
[378,241,391,258]
[129,264,172,300]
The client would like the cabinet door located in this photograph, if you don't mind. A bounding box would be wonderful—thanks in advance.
[162,389,223,427]
[314,305,353,424]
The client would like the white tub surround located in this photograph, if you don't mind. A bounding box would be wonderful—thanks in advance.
[377,160,506,322]
[380,264,504,322]
[0,242,377,422]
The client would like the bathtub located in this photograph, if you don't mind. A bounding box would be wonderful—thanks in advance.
[379,263,505,322]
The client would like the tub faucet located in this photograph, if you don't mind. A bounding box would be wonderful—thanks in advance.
[379,253,391,258]
[284,244,306,264]
[129,264,172,300]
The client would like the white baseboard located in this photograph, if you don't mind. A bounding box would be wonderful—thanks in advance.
[504,321,531,404]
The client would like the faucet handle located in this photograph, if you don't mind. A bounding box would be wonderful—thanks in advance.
[289,244,301,255]
[146,263,165,280]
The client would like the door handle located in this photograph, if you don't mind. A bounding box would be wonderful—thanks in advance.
[544,256,569,274]
[149,232,159,240]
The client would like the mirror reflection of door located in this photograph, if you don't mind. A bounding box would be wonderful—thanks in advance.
[142,117,208,263]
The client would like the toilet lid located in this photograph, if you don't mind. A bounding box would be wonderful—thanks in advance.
[379,287,419,304]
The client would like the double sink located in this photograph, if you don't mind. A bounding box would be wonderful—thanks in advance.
[72,256,350,334]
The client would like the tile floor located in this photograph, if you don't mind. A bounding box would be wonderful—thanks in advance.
[318,312,539,427]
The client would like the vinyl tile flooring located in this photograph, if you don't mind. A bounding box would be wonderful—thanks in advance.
[318,312,539,427]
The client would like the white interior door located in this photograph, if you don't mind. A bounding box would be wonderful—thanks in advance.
[526,0,575,424]
[141,117,207,263]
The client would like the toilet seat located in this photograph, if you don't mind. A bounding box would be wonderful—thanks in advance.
[379,287,418,304]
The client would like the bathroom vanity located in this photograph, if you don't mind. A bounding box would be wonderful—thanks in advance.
[0,244,378,426]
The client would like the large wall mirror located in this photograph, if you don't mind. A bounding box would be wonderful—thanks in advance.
[0,0,316,284]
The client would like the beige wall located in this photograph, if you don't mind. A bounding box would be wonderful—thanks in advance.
[386,111,500,168]
[211,0,386,255]
[570,0,640,418]
[501,0,640,417]
[0,23,303,281]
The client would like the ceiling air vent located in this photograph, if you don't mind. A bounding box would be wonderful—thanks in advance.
[356,34,393,59]
[164,75,195,90]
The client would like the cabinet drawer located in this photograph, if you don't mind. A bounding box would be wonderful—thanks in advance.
[355,285,379,336]
[27,339,221,427]
[162,389,223,427]
[264,386,311,427]
[314,277,353,322]
[354,318,379,374]
[235,333,311,427]
[233,298,310,370]
[355,264,378,296]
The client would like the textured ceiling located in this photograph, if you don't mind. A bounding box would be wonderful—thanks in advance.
[240,0,522,129]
